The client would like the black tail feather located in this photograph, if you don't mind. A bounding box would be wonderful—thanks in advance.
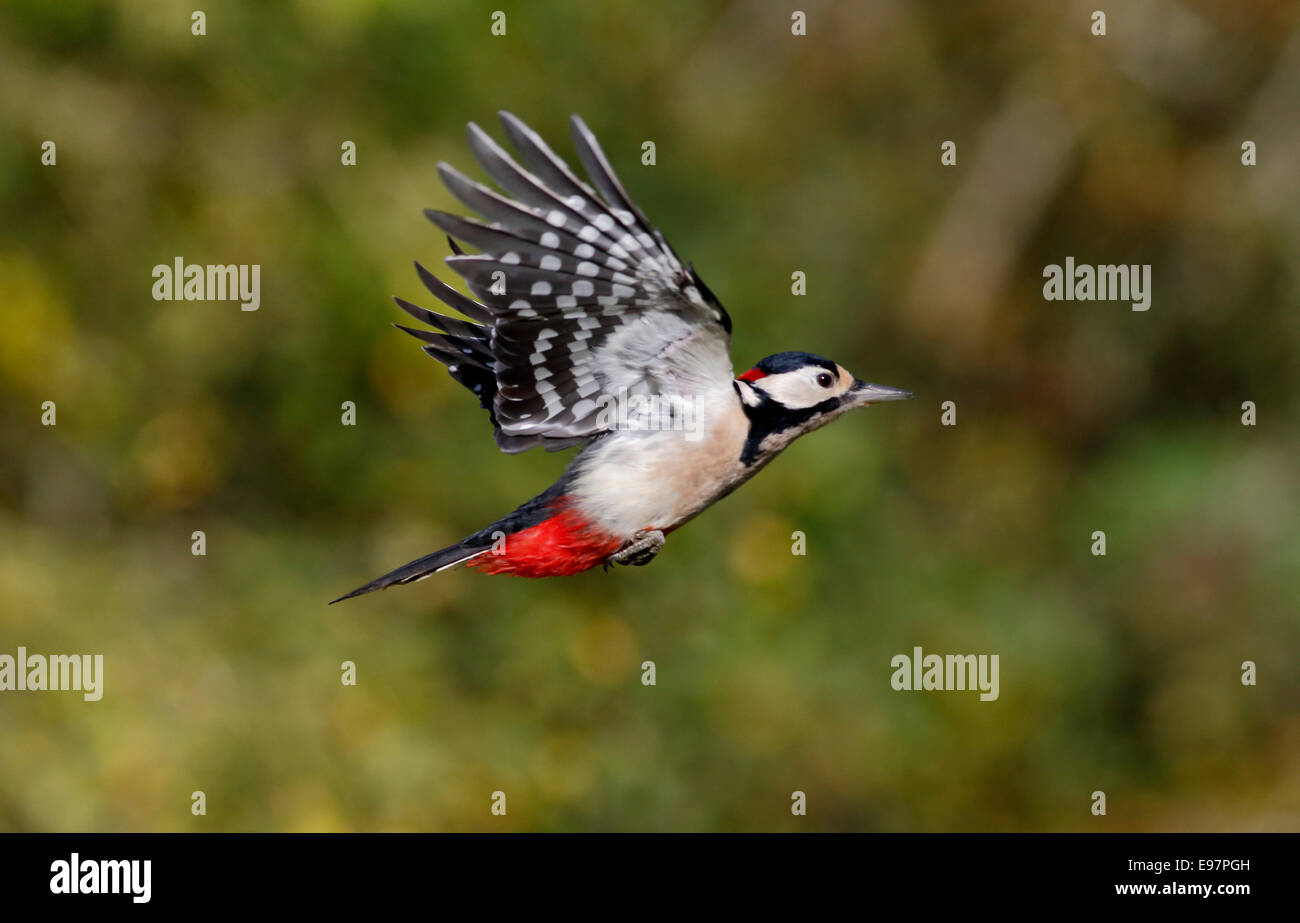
[331,476,576,603]
[329,539,491,604]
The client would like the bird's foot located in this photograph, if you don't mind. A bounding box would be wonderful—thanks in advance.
[608,529,666,568]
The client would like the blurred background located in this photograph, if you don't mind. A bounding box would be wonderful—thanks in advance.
[0,0,1297,831]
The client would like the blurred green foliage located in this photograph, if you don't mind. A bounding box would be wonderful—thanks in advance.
[0,0,1297,831]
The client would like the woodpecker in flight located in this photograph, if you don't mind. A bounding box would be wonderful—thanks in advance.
[333,113,910,602]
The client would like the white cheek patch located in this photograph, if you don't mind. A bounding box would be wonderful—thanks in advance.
[754,371,834,409]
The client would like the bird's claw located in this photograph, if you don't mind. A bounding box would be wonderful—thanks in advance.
[607,529,666,568]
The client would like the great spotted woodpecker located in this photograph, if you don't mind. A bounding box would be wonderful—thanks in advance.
[333,113,910,602]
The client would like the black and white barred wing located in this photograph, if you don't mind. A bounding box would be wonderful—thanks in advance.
[396,112,735,454]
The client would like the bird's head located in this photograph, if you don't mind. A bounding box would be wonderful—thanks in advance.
[733,351,911,465]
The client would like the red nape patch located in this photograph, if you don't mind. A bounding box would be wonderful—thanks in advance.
[466,503,623,577]
[738,368,767,382]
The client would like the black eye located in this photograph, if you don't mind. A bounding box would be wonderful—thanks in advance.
[816,372,835,388]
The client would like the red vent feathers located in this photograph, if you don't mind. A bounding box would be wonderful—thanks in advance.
[467,504,623,577]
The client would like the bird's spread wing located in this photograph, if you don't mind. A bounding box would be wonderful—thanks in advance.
[397,112,735,454]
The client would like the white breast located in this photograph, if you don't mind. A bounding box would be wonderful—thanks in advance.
[569,387,751,538]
